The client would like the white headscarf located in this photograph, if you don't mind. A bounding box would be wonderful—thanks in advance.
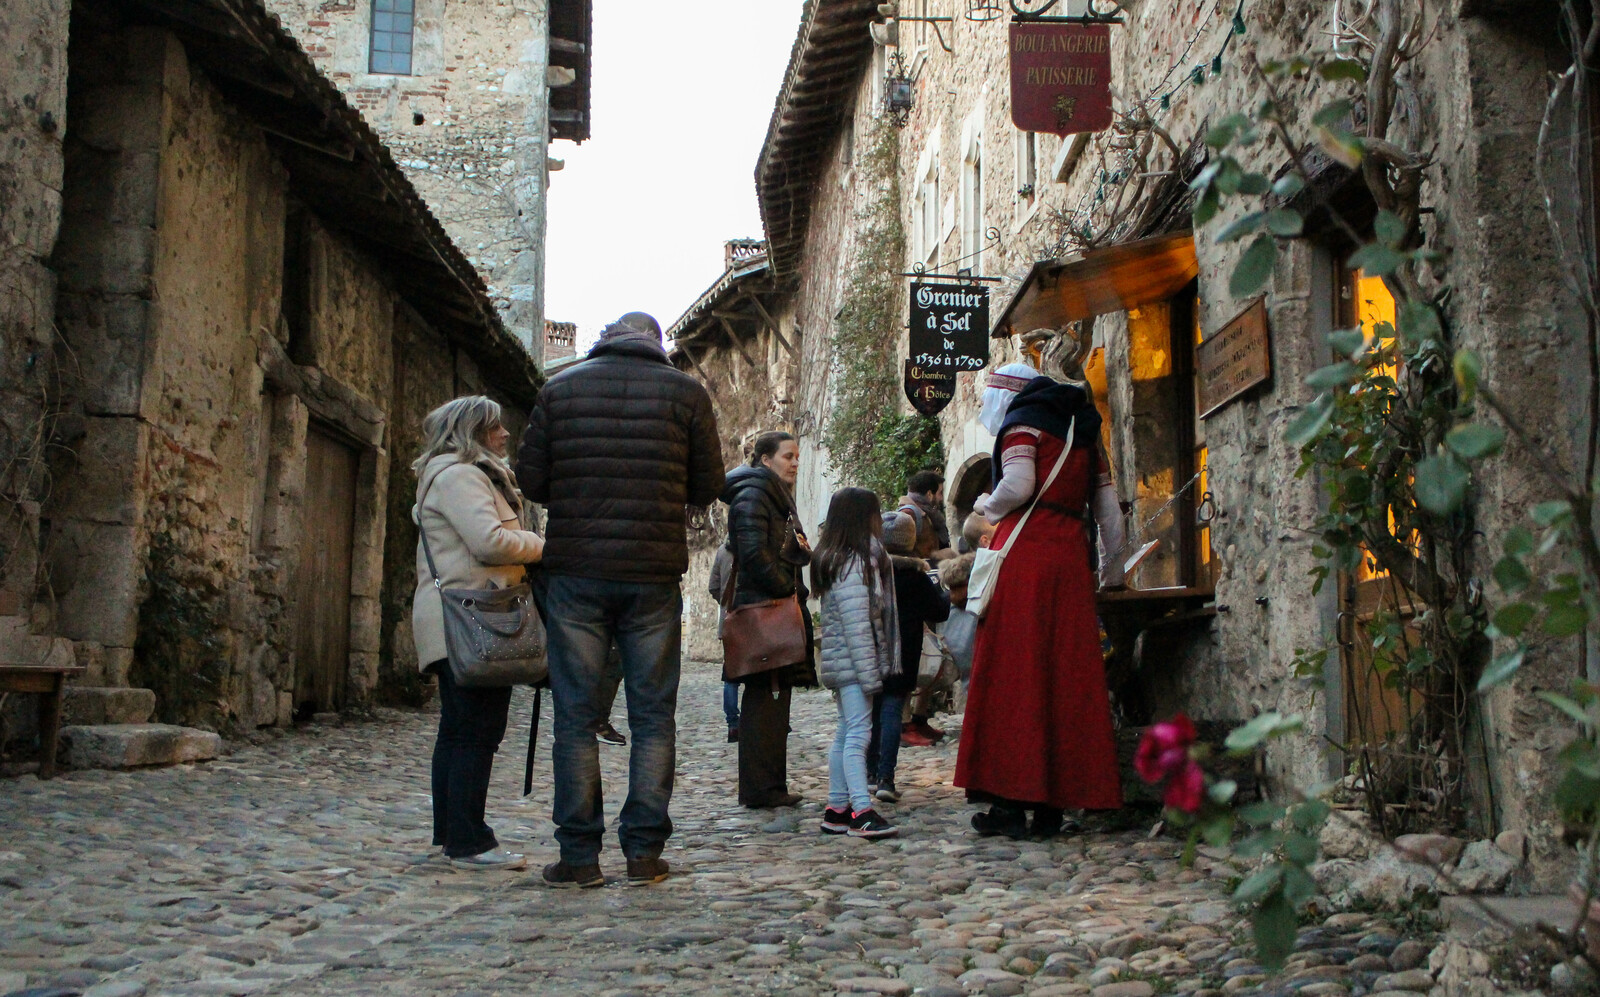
[979,363,1041,436]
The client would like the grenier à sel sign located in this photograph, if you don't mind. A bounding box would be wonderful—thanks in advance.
[906,281,989,416]
[1009,23,1114,136]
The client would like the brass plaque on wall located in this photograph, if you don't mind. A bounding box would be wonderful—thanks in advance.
[1197,297,1272,418]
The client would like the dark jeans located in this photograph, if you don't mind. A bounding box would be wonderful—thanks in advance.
[428,660,513,858]
[544,573,682,864]
[867,690,907,786]
[737,682,791,805]
[723,681,741,729]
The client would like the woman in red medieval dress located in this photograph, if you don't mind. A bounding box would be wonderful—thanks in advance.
[954,362,1127,839]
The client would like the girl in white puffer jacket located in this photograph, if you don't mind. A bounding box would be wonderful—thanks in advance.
[810,487,901,839]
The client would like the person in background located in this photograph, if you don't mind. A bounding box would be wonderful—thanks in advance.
[707,545,741,743]
[898,474,961,747]
[962,510,996,551]
[867,511,950,804]
[515,311,723,889]
[412,396,545,869]
[812,487,900,839]
[719,431,815,809]
[897,470,956,563]
[955,364,1126,840]
[938,552,978,682]
[587,649,626,747]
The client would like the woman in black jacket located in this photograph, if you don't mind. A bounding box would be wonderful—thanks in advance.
[719,431,816,808]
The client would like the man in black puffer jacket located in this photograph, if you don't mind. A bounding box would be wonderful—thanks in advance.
[515,312,723,889]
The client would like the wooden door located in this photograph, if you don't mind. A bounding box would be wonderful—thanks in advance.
[1335,266,1415,753]
[293,426,358,714]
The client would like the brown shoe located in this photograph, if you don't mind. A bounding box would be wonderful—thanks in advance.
[626,856,670,886]
[900,727,935,748]
[541,861,604,889]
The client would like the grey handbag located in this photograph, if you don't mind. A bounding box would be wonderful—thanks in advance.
[418,477,548,689]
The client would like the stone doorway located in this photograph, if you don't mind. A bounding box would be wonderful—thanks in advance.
[292,425,359,715]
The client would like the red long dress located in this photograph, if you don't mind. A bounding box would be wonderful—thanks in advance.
[954,427,1123,810]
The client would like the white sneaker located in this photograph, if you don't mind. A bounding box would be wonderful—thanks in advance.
[450,849,527,869]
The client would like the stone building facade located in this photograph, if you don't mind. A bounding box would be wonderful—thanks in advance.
[666,241,801,663]
[0,0,541,747]
[261,0,592,363]
[676,0,1583,886]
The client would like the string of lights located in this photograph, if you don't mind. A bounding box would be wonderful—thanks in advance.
[1053,0,1249,248]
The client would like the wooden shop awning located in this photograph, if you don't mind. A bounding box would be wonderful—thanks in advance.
[992,232,1198,337]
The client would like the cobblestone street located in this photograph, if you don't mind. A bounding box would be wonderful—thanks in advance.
[3,669,1448,997]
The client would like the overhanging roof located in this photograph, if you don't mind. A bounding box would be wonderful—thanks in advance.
[756,0,879,277]
[102,0,543,403]
[667,252,792,375]
[992,232,1199,338]
[549,0,592,143]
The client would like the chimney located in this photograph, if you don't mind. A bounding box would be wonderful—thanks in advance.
[723,239,767,270]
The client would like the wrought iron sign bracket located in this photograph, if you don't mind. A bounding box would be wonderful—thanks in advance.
[1009,0,1124,24]
[898,15,955,53]
[900,226,1004,283]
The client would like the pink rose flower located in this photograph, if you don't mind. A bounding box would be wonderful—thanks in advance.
[1135,713,1206,814]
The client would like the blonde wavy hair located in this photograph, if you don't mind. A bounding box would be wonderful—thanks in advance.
[411,395,505,475]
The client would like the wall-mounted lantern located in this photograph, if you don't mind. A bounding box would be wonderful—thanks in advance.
[884,52,915,127]
[966,0,1002,20]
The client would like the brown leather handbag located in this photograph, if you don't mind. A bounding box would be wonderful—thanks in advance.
[719,560,808,681]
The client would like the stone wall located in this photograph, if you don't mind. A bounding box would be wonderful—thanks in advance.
[766,0,1587,886]
[0,0,70,629]
[26,11,532,737]
[263,0,554,356]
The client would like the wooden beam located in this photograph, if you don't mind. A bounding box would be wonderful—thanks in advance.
[684,345,718,394]
[741,293,795,357]
[718,316,762,368]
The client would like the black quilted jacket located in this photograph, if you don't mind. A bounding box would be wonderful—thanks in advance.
[515,338,724,583]
[720,465,808,608]
[719,464,817,689]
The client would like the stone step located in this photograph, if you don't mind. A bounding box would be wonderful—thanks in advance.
[1441,894,1572,941]
[59,724,221,770]
[62,686,156,726]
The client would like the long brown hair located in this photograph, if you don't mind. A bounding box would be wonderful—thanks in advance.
[810,487,888,598]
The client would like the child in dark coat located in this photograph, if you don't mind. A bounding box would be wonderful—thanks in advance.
[868,511,950,803]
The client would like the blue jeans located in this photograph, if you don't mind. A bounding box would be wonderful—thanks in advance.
[723,681,741,729]
[867,690,907,788]
[544,574,682,864]
[828,684,874,813]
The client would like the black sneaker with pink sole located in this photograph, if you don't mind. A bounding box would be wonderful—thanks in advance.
[820,807,850,834]
[848,808,898,839]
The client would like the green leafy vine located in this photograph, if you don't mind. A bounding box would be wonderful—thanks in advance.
[822,120,944,501]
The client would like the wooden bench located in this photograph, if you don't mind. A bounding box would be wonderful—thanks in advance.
[0,663,86,778]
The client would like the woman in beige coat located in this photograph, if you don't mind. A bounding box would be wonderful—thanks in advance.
[412,395,544,868]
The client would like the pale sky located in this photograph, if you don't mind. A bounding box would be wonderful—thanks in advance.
[544,2,808,352]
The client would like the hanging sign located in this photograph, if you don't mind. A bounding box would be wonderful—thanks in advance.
[1008,23,1114,137]
[909,281,989,374]
[1197,297,1273,418]
[904,360,957,416]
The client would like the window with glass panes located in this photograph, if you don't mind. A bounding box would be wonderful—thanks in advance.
[369,0,414,75]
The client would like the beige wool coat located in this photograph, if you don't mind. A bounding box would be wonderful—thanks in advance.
[412,453,545,670]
